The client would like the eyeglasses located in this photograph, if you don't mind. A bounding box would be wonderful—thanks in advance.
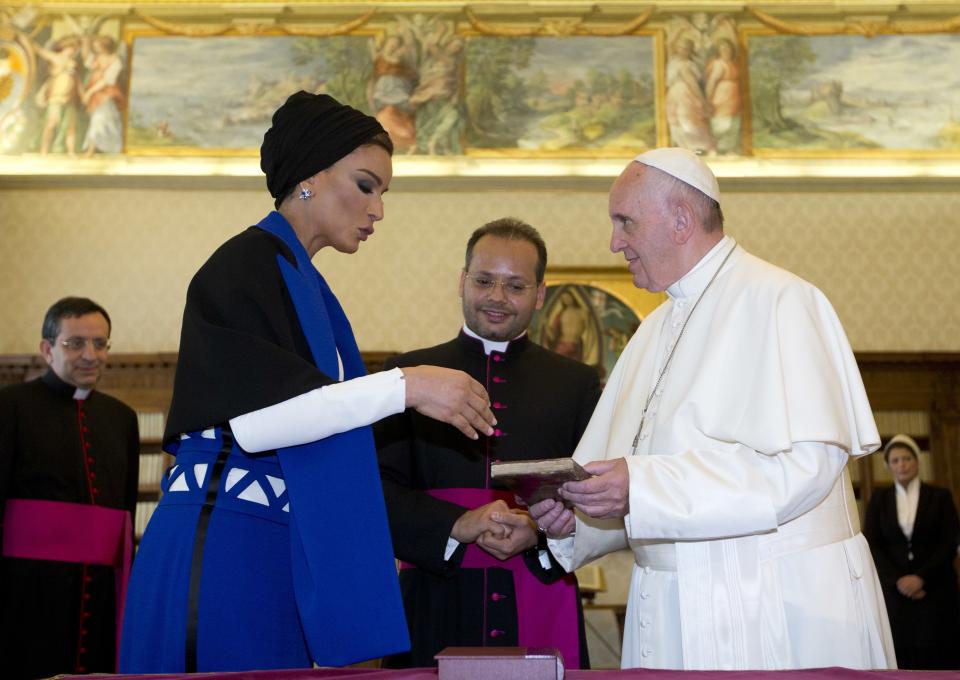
[59,337,111,352]
[464,272,538,296]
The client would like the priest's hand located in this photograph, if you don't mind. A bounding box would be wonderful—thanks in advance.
[479,509,538,560]
[451,500,511,544]
[559,458,629,519]
[401,365,496,440]
[529,498,576,538]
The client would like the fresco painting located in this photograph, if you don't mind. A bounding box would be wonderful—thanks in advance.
[0,36,32,152]
[126,35,370,151]
[663,13,742,155]
[749,33,960,151]
[0,14,127,155]
[465,35,656,152]
[2,5,960,163]
[368,15,464,155]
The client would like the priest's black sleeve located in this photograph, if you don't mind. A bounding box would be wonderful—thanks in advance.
[520,365,601,584]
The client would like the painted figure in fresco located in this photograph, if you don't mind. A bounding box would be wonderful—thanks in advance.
[0,41,29,150]
[370,24,419,153]
[35,34,83,155]
[705,38,741,154]
[664,13,741,155]
[81,35,124,156]
[544,290,589,363]
[665,37,715,154]
[409,19,463,155]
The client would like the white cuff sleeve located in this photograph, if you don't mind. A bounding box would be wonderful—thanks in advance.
[229,368,406,453]
[444,537,460,561]
[547,535,577,572]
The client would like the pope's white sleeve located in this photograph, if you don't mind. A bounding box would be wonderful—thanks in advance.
[229,367,406,453]
[547,535,577,572]
[625,441,847,541]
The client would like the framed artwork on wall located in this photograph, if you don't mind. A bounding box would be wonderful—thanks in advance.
[2,1,960,183]
[463,34,659,156]
[744,28,960,156]
[125,33,376,155]
[528,268,665,384]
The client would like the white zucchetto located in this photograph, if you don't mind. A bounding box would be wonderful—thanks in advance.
[634,147,721,203]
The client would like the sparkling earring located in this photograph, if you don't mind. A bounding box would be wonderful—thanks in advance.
[298,186,314,201]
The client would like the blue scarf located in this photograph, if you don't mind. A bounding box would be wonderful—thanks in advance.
[257,211,409,665]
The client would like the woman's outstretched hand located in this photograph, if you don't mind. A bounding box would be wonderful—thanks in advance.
[401,365,496,440]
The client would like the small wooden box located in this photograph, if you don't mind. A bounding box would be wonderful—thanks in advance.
[435,647,564,680]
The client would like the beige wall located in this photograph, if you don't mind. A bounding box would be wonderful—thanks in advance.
[1,181,958,354]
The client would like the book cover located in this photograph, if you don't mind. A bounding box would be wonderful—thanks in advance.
[490,457,591,506]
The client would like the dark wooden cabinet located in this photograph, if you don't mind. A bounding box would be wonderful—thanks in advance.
[856,353,960,510]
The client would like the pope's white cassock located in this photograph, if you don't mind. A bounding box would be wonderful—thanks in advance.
[549,235,896,670]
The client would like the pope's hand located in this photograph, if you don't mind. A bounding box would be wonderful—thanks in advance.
[529,498,576,538]
[559,458,629,519]
[401,365,496,440]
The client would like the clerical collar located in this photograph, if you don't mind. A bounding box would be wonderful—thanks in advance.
[41,369,92,401]
[667,236,735,300]
[461,324,526,356]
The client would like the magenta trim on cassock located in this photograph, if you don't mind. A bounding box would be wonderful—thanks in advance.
[2,498,133,668]
[400,488,580,668]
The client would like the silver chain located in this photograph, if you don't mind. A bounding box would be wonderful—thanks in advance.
[630,242,737,456]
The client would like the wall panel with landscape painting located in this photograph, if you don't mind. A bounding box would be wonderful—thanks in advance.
[745,31,960,155]
[2,2,960,177]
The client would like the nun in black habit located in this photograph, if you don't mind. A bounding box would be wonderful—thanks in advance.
[119,92,496,673]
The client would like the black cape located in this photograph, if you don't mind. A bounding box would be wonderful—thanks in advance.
[0,370,139,679]
[164,226,337,447]
[375,332,601,668]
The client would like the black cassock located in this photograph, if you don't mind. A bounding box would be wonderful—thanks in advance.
[0,370,139,680]
[375,332,601,668]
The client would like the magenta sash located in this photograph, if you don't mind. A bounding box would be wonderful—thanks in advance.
[401,488,580,668]
[2,498,133,668]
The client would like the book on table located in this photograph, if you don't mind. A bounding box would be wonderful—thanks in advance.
[436,646,563,680]
[490,457,591,506]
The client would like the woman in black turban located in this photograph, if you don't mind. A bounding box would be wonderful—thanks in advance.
[120,92,495,673]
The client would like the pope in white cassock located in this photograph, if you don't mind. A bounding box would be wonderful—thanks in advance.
[527,148,896,670]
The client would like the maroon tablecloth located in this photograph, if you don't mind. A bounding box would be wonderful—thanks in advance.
[72,665,960,680]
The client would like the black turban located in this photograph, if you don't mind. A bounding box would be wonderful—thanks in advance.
[260,91,387,208]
